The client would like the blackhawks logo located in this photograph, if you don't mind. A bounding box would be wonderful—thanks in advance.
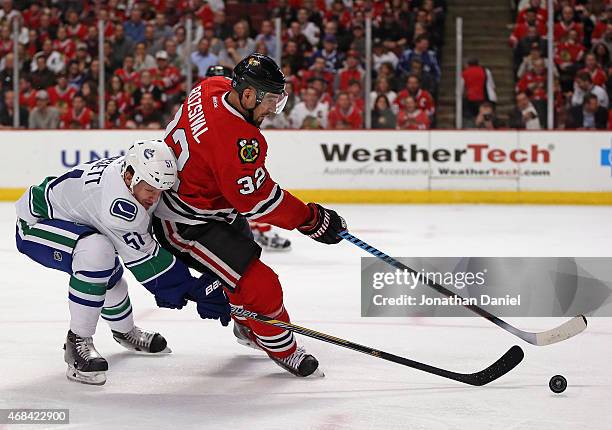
[237,138,260,163]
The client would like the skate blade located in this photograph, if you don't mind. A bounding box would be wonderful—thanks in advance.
[66,366,106,385]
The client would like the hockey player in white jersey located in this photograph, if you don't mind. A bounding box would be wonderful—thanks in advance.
[15,140,230,385]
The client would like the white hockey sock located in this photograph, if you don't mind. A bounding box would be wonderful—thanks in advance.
[101,277,134,333]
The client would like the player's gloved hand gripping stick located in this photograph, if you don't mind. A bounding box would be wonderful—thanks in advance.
[338,230,587,346]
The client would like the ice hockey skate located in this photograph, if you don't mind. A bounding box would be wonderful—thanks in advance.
[112,327,171,354]
[63,330,108,386]
[251,224,292,252]
[268,346,323,378]
[233,320,261,350]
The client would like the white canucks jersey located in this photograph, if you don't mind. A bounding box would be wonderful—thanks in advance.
[15,157,187,289]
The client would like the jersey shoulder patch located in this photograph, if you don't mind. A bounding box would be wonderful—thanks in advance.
[110,198,138,222]
[237,137,261,163]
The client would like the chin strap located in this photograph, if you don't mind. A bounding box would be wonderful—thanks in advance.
[236,91,259,127]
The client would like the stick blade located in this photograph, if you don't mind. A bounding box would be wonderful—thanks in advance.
[533,315,587,346]
[461,345,524,386]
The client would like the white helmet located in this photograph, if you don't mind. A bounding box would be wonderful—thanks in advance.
[122,139,177,192]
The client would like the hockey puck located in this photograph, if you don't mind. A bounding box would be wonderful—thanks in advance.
[549,375,567,393]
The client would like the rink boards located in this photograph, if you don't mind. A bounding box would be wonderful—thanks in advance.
[0,130,610,204]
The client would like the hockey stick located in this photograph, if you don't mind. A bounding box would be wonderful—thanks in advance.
[231,306,524,386]
[339,230,587,346]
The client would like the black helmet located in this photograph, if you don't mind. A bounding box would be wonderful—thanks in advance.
[232,53,286,103]
[206,65,233,78]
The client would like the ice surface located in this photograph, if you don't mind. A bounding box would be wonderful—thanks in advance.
[1,203,611,430]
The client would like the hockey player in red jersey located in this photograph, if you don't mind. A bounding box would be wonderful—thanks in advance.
[153,54,347,377]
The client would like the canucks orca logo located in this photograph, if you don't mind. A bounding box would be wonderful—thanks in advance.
[110,198,138,222]
[144,148,155,160]
[237,138,260,163]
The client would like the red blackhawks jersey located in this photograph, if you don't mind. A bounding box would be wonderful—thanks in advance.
[156,77,310,230]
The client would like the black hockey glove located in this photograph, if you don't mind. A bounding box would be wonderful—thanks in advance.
[298,203,347,245]
[187,275,231,326]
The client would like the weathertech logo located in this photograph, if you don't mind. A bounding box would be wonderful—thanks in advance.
[321,143,552,164]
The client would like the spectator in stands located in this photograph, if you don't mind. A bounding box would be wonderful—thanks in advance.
[0,52,14,90]
[461,58,497,121]
[516,0,547,25]
[212,10,233,40]
[104,99,126,129]
[312,35,343,71]
[566,93,608,129]
[60,93,93,129]
[396,74,435,117]
[350,22,366,59]
[47,72,76,112]
[0,90,28,128]
[134,41,156,72]
[289,87,328,128]
[114,55,139,94]
[65,9,86,41]
[592,42,610,68]
[218,37,242,69]
[255,20,277,56]
[124,8,145,44]
[372,39,398,73]
[233,20,256,59]
[373,12,406,49]
[347,80,365,112]
[571,71,609,108]
[80,81,98,113]
[377,61,401,92]
[151,50,181,97]
[396,95,430,130]
[143,23,164,57]
[107,75,131,115]
[328,91,363,129]
[164,39,184,71]
[282,40,305,75]
[66,60,84,91]
[473,102,502,129]
[555,29,585,90]
[131,92,162,129]
[408,57,437,95]
[0,0,21,25]
[30,54,56,90]
[337,50,364,91]
[296,8,320,48]
[372,94,396,129]
[516,58,547,101]
[554,6,583,42]
[370,77,397,109]
[397,34,441,82]
[517,42,554,79]
[510,8,547,49]
[28,89,59,129]
[509,91,543,129]
[192,37,219,78]
[153,13,173,42]
[52,26,76,64]
[301,57,334,94]
[133,70,163,109]
[580,52,607,87]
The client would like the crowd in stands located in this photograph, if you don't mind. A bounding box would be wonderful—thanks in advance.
[0,0,446,131]
[508,0,611,129]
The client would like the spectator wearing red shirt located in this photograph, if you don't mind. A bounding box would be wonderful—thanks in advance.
[336,50,364,91]
[461,58,487,120]
[104,99,127,129]
[66,9,87,41]
[60,94,93,129]
[554,30,585,70]
[149,50,181,96]
[396,95,430,130]
[106,75,132,115]
[129,92,163,129]
[347,80,365,112]
[395,75,435,117]
[115,55,140,94]
[0,25,13,58]
[301,57,335,95]
[53,26,77,62]
[510,8,547,48]
[579,53,607,87]
[516,0,547,25]
[516,58,547,100]
[554,6,583,42]
[47,72,77,112]
[328,92,363,129]
[36,12,55,45]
